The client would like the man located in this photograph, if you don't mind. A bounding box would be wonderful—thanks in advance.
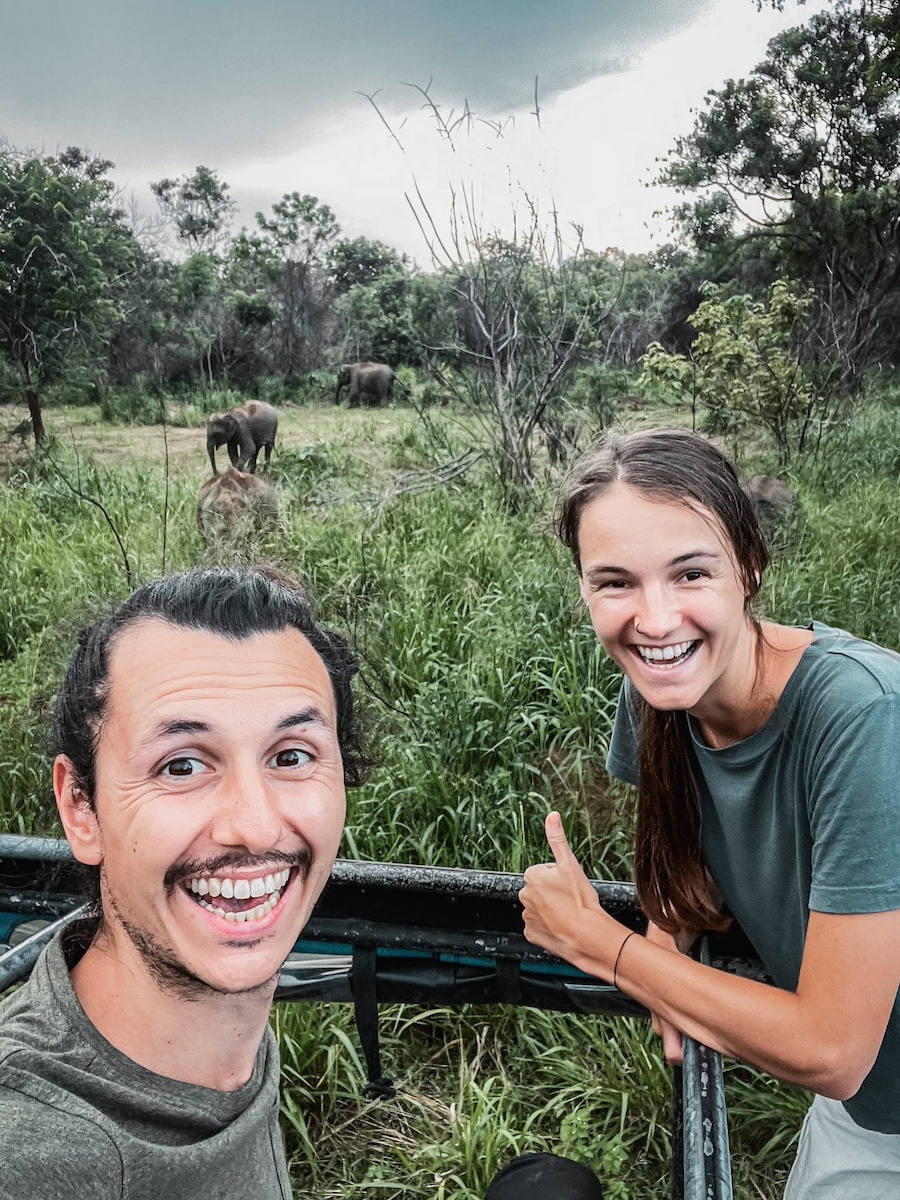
[0,566,366,1198]
[0,566,602,1199]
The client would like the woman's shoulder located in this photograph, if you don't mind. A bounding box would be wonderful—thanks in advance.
[805,623,900,701]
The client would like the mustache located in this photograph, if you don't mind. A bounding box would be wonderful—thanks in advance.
[164,846,312,893]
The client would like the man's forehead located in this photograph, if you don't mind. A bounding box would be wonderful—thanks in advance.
[105,618,336,722]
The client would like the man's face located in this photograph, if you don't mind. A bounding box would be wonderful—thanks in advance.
[61,618,346,997]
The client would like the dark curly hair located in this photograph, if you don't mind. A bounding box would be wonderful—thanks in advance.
[52,566,370,915]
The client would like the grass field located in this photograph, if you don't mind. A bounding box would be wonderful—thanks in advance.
[4,393,900,1197]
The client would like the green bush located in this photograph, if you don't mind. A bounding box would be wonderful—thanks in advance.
[99,385,165,425]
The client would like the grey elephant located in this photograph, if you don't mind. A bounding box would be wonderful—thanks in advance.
[196,468,279,541]
[334,362,398,408]
[206,400,278,475]
[744,474,801,544]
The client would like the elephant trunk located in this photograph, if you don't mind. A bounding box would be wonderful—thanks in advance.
[207,434,219,476]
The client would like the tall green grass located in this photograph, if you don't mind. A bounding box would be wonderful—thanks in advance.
[5,404,900,1197]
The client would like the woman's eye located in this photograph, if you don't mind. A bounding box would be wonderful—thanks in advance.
[682,570,706,582]
[162,757,207,778]
[270,748,312,769]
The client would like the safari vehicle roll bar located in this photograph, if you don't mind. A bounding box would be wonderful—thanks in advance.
[0,835,761,1199]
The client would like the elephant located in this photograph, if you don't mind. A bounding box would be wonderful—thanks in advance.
[334,362,398,408]
[196,468,279,541]
[744,474,801,544]
[206,400,278,475]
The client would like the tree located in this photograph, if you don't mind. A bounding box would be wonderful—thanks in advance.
[0,146,136,441]
[151,166,236,255]
[331,237,418,364]
[639,280,838,463]
[235,193,340,378]
[663,0,900,388]
[415,214,615,496]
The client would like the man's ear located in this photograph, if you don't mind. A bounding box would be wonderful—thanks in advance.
[53,756,103,866]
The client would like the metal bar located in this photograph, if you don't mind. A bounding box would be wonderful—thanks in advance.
[0,905,90,992]
[681,940,733,1200]
[0,835,75,861]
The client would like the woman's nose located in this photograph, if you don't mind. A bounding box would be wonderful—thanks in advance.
[634,588,680,640]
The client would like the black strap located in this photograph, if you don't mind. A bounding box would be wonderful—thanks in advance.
[351,944,396,1100]
[495,955,523,1005]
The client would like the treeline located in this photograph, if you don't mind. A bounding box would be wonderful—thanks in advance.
[1,0,898,463]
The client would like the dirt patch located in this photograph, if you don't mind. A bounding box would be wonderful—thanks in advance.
[1,402,414,484]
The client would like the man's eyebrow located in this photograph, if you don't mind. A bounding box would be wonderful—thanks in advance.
[276,707,331,731]
[146,719,210,743]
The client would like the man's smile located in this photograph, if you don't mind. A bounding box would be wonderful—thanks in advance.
[184,866,294,925]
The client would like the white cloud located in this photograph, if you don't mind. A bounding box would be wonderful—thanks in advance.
[221,0,806,262]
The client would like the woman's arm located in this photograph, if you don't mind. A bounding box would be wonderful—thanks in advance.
[521,813,900,1098]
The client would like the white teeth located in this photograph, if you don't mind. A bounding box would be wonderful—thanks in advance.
[196,891,282,923]
[185,867,293,902]
[636,640,694,665]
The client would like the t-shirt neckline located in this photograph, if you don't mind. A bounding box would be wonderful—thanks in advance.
[686,623,828,763]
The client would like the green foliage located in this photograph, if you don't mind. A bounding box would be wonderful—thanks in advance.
[0,146,137,439]
[99,386,165,426]
[639,280,834,462]
[11,370,900,1200]
[663,0,900,386]
[151,165,236,253]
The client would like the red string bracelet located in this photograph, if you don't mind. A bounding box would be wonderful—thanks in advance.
[613,930,636,990]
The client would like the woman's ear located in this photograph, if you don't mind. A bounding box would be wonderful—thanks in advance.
[53,756,103,866]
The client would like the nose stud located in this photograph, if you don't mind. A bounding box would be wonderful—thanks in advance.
[634,621,645,636]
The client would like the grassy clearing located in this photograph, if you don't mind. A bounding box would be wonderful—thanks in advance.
[4,398,900,1197]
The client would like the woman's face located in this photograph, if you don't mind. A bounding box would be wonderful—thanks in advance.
[577,482,757,718]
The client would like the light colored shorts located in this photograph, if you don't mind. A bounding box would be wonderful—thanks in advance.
[784,1094,900,1199]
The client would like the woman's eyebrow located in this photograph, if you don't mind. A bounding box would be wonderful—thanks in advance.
[668,551,721,567]
[585,564,630,576]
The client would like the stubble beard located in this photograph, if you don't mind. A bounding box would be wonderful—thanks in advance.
[97,852,311,1002]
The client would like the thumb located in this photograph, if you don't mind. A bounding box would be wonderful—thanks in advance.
[545,811,578,871]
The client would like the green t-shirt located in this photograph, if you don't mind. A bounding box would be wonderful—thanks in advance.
[0,922,293,1199]
[606,623,900,1134]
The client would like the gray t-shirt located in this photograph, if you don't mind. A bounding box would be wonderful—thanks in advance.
[606,623,900,1134]
[0,922,293,1199]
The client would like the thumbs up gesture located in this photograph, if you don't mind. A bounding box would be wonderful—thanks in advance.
[519,811,609,965]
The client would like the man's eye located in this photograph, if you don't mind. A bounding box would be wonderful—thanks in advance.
[270,748,312,769]
[162,757,207,778]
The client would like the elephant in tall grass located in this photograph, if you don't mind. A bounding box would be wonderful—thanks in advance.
[334,362,398,408]
[196,468,279,540]
[206,400,278,474]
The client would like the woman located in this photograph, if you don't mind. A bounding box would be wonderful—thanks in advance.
[519,428,900,1198]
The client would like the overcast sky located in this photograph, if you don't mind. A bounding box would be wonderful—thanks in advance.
[1,0,808,262]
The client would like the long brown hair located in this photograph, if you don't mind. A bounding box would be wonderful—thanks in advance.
[556,428,769,934]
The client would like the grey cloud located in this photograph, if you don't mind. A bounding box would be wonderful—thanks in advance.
[0,0,710,174]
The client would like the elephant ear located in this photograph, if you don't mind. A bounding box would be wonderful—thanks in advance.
[207,412,224,427]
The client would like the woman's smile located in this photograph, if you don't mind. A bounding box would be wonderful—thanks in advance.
[577,481,760,727]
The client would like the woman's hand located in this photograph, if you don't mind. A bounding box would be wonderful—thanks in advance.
[644,921,689,1063]
[519,811,626,977]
